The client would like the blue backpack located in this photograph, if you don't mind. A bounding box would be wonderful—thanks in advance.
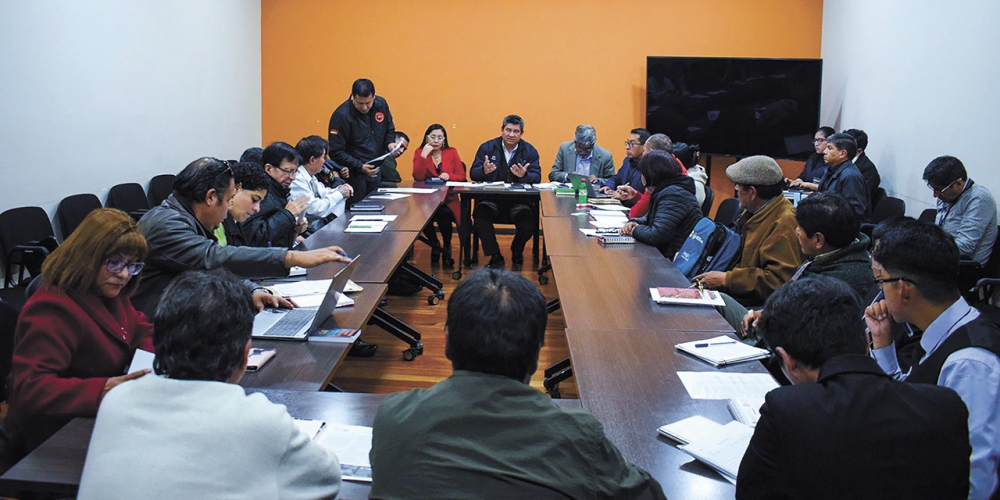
[673,217,743,280]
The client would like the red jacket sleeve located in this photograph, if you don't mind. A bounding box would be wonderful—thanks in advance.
[412,150,435,180]
[443,148,466,181]
[629,191,652,218]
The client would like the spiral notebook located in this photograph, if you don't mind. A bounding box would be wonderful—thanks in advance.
[728,396,765,427]
[598,235,635,245]
[677,420,755,484]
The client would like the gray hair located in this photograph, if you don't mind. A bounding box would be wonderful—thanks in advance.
[645,133,673,153]
[574,125,596,147]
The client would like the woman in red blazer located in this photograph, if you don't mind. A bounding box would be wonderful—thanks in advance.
[413,123,466,267]
[8,209,154,452]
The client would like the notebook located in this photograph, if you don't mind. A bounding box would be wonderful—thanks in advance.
[678,420,755,484]
[657,415,724,445]
[350,202,385,212]
[728,396,765,427]
[675,335,770,366]
[598,235,635,245]
[251,258,357,341]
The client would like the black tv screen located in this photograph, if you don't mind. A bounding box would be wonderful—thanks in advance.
[646,57,822,159]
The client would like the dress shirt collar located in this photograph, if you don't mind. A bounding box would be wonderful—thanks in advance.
[817,354,892,383]
[919,297,979,361]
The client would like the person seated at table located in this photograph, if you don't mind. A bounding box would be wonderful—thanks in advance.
[599,128,650,207]
[216,160,270,247]
[786,126,834,187]
[7,209,154,453]
[620,150,701,258]
[624,133,688,219]
[469,114,542,269]
[77,269,342,500]
[693,155,801,306]
[548,124,615,184]
[291,135,354,232]
[239,146,263,166]
[736,277,971,500]
[727,192,874,335]
[242,142,311,248]
[413,123,465,267]
[369,268,666,499]
[378,131,409,187]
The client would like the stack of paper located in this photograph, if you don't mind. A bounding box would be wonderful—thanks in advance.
[650,287,726,306]
[345,220,389,233]
[588,211,628,228]
[675,335,770,366]
[657,415,724,445]
[677,421,755,484]
[315,424,374,482]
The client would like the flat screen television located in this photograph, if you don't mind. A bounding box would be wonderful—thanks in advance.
[646,57,823,160]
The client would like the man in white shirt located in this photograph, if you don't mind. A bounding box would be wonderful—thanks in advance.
[292,135,353,229]
[866,219,1000,500]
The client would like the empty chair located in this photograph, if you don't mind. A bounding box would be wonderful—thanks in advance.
[918,208,937,223]
[0,207,57,288]
[701,185,715,217]
[871,196,905,224]
[57,193,102,238]
[713,197,740,225]
[147,174,175,207]
[105,183,150,220]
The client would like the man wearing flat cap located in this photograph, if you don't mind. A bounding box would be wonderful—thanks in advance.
[694,156,802,305]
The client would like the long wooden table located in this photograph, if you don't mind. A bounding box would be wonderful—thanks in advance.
[0,390,581,499]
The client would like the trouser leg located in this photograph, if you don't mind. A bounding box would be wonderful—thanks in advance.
[473,201,501,256]
[437,209,455,256]
[509,203,535,256]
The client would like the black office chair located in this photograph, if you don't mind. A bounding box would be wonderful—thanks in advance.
[147,174,175,207]
[105,183,150,221]
[961,228,1000,300]
[0,206,57,289]
[701,185,715,217]
[861,196,905,240]
[918,208,937,223]
[56,193,102,239]
[713,198,740,225]
[871,186,887,212]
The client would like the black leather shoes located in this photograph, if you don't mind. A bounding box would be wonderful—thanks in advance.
[511,254,524,265]
[348,339,378,357]
[487,254,505,269]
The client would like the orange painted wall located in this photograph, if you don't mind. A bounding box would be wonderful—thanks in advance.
[261,0,822,184]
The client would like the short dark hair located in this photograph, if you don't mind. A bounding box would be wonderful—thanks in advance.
[173,157,235,204]
[502,115,524,133]
[239,147,263,166]
[445,269,548,380]
[152,269,255,382]
[262,141,302,169]
[645,133,674,153]
[630,128,651,145]
[826,133,858,159]
[233,161,269,192]
[816,126,836,139]
[758,277,867,369]
[872,215,915,245]
[795,192,860,248]
[842,128,868,151]
[672,142,700,170]
[295,135,328,164]
[637,150,683,186]
[394,131,409,143]
[872,219,960,302]
[418,124,449,150]
[923,156,968,187]
[351,78,375,98]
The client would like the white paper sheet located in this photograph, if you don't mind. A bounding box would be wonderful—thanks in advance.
[316,424,374,482]
[345,220,389,233]
[349,215,398,222]
[369,193,409,200]
[128,349,155,374]
[377,187,438,194]
[676,371,779,400]
[291,292,354,308]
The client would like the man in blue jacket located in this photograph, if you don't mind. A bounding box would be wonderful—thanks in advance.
[599,128,650,207]
[469,115,541,269]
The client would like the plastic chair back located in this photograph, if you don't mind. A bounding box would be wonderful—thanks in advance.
[105,183,150,216]
[147,174,175,207]
[57,193,102,239]
[713,198,740,225]
[701,185,715,217]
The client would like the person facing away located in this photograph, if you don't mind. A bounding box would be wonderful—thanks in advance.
[469,114,542,269]
[369,268,666,500]
[328,78,406,206]
[548,124,615,184]
[619,150,701,258]
[77,269,341,500]
[599,128,650,207]
[737,277,971,500]
[865,220,1000,499]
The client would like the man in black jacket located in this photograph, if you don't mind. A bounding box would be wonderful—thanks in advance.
[241,142,309,249]
[469,115,541,269]
[328,78,406,206]
[737,277,971,500]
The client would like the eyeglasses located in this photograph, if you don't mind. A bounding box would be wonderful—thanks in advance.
[105,259,144,276]
[874,276,919,289]
[427,135,445,141]
[927,178,960,195]
[273,164,298,176]
[625,140,642,148]
[812,138,828,144]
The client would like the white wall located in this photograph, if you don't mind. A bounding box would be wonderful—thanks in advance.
[0,0,261,234]
[821,0,1000,216]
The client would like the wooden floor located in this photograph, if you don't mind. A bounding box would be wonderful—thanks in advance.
[330,232,579,399]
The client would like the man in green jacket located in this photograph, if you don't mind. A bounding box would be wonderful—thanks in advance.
[369,268,665,500]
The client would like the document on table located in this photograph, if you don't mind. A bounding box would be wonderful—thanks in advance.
[316,424,374,482]
[531,182,562,190]
[678,421,755,484]
[446,181,478,187]
[349,214,398,222]
[676,371,779,400]
[289,291,354,308]
[657,415,725,445]
[377,187,438,194]
[592,204,630,212]
[369,193,409,200]
[345,220,389,233]
[675,335,769,365]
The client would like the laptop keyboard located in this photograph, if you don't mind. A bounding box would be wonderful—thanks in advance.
[265,308,316,337]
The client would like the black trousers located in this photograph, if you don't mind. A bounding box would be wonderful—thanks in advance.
[422,206,455,256]
[472,199,535,257]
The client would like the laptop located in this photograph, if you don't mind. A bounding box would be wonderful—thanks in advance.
[568,173,609,199]
[251,258,358,341]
